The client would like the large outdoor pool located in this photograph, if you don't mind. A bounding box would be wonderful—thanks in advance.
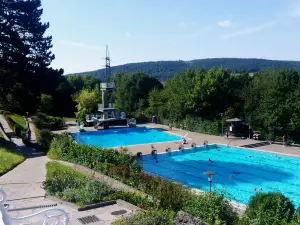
[72,126,182,148]
[142,144,300,206]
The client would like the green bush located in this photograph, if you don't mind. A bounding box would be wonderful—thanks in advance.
[48,134,141,171]
[36,129,56,150]
[183,191,238,225]
[32,112,65,130]
[45,162,155,208]
[161,116,220,135]
[292,207,300,224]
[139,173,190,211]
[114,210,174,225]
[242,192,295,225]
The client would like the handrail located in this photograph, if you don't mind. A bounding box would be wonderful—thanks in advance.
[0,189,69,225]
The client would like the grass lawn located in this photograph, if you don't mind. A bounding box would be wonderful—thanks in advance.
[63,117,76,122]
[9,113,26,130]
[0,138,25,175]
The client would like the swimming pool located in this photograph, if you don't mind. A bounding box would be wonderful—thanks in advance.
[142,144,300,206]
[72,126,182,148]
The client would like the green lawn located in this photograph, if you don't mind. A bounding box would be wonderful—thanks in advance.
[9,114,27,129]
[0,138,25,175]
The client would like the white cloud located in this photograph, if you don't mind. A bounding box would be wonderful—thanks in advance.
[125,31,131,37]
[218,20,232,28]
[58,40,103,50]
[222,21,276,39]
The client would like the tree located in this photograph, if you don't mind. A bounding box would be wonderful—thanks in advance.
[73,89,101,121]
[113,72,162,116]
[192,67,231,119]
[0,0,62,112]
[39,94,53,114]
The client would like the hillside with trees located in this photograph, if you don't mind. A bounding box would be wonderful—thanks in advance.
[68,58,300,81]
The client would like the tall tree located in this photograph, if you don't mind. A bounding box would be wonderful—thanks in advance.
[0,0,62,112]
[113,72,162,116]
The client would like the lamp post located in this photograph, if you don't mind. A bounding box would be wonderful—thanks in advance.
[203,171,216,192]
[220,113,224,136]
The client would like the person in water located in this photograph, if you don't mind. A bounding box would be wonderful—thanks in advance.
[215,146,220,151]
[209,158,214,163]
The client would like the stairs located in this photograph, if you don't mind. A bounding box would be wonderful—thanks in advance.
[240,141,272,148]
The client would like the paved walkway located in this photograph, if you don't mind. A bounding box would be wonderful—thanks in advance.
[0,155,49,202]
[28,118,37,143]
[0,114,13,138]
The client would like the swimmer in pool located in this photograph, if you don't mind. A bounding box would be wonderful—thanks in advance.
[233,172,241,175]
[215,147,220,151]
[229,175,233,179]
[209,158,214,163]
[246,155,252,158]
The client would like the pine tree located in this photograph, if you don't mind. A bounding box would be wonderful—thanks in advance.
[0,0,62,112]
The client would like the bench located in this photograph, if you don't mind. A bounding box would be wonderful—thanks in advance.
[0,189,69,225]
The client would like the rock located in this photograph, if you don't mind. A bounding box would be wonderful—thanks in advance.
[173,211,206,225]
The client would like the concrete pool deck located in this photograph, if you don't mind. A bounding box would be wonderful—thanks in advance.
[53,122,300,157]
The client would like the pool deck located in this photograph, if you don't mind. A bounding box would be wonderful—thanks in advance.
[54,122,300,157]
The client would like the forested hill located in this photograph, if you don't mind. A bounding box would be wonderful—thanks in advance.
[67,58,300,81]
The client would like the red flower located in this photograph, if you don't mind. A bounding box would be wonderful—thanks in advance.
[140,204,144,209]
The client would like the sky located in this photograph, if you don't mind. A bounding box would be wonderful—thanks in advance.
[41,0,300,74]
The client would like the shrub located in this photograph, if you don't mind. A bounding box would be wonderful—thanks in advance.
[242,192,294,225]
[48,134,141,172]
[36,129,56,150]
[45,162,156,208]
[32,112,64,130]
[138,173,190,211]
[183,191,238,225]
[292,207,300,224]
[114,210,175,225]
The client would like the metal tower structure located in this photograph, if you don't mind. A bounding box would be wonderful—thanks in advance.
[105,45,111,81]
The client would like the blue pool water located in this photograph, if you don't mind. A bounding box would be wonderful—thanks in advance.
[142,145,300,206]
[72,126,182,148]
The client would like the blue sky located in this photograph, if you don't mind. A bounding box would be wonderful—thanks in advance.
[42,0,300,74]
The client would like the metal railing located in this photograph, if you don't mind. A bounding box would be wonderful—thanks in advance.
[98,103,116,110]
[0,189,69,225]
[100,82,115,89]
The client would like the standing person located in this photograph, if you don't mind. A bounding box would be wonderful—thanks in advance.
[282,134,287,147]
[169,121,173,130]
